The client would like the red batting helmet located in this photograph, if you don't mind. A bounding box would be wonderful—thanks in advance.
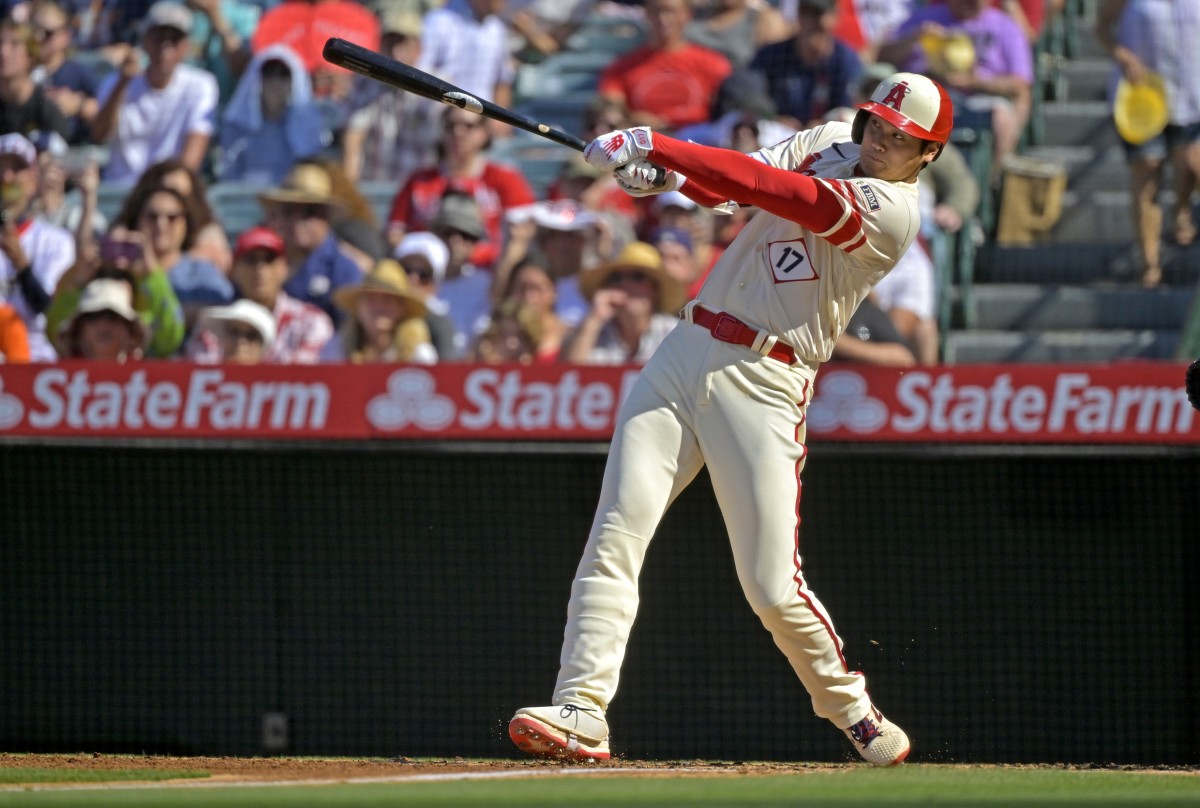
[852,72,954,147]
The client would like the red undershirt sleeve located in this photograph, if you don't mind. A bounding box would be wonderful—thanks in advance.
[650,135,848,235]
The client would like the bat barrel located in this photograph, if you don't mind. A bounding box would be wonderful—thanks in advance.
[322,37,588,152]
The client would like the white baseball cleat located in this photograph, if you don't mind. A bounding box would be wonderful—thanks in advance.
[509,704,611,761]
[843,705,911,766]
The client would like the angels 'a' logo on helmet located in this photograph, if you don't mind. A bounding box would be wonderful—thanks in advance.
[880,81,911,113]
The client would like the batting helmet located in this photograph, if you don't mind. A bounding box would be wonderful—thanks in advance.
[852,72,954,149]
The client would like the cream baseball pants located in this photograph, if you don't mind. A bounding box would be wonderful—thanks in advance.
[552,323,873,730]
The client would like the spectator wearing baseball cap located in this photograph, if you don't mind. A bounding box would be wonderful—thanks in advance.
[341,9,440,187]
[188,226,334,365]
[319,257,436,364]
[394,230,460,361]
[57,276,146,362]
[564,240,684,365]
[0,132,76,361]
[195,298,277,365]
[427,191,494,356]
[92,1,220,185]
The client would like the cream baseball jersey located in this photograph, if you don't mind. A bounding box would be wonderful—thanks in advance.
[692,121,921,365]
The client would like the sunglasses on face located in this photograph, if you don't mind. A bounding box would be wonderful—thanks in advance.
[141,209,185,224]
[607,270,651,285]
[34,25,63,41]
[406,267,435,283]
[283,204,330,220]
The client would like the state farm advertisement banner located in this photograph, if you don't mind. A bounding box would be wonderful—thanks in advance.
[0,362,1195,444]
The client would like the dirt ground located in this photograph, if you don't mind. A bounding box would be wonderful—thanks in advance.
[3,754,1197,788]
[0,753,842,785]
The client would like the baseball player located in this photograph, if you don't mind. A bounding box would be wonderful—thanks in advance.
[509,72,952,766]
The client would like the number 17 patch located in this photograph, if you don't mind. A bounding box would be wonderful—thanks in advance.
[767,238,818,283]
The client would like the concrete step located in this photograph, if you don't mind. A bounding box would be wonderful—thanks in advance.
[1058,58,1111,102]
[969,284,1193,331]
[943,329,1181,363]
[1023,144,1127,194]
[976,243,1200,285]
[1038,101,1116,147]
[1050,189,1134,242]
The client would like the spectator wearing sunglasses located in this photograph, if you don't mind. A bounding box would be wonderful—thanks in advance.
[394,230,460,362]
[115,181,232,333]
[91,2,219,185]
[187,226,333,365]
[258,161,364,326]
[28,1,102,145]
[0,17,72,142]
[564,241,685,365]
[384,106,535,266]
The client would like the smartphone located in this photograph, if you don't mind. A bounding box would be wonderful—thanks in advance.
[100,237,142,264]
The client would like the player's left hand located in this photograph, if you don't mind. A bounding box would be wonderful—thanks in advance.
[584,127,654,169]
[613,159,679,197]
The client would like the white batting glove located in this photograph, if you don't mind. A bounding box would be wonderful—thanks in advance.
[613,159,682,197]
[583,126,654,169]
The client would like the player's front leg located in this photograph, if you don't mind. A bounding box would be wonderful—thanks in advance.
[512,368,703,760]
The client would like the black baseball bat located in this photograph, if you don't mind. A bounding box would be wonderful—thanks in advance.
[322,37,587,151]
[322,37,665,185]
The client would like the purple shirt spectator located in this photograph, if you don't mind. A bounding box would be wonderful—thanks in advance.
[892,5,1033,85]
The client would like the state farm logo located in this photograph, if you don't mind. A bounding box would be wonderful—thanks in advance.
[0,377,23,429]
[807,371,887,434]
[367,369,456,431]
[366,367,638,433]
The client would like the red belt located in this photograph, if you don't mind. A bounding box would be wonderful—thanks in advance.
[684,304,798,365]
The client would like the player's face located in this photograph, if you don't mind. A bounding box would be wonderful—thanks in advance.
[858,113,939,183]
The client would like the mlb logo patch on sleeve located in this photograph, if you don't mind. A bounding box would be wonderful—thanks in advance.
[856,182,881,212]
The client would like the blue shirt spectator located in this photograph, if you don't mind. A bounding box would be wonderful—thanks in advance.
[283,233,363,326]
[748,0,862,128]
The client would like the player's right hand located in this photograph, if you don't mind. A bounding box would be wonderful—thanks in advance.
[613,159,679,197]
[584,127,654,169]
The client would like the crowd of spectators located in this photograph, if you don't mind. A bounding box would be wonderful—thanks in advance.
[0,0,1076,369]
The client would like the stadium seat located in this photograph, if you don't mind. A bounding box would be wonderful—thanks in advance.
[208,181,268,238]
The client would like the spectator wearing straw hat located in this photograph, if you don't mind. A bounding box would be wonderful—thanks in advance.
[193,298,277,365]
[259,161,364,326]
[394,230,460,361]
[56,276,145,361]
[319,257,436,364]
[563,241,685,365]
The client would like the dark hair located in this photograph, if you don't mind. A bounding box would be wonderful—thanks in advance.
[503,250,554,300]
[113,158,216,231]
[119,185,200,251]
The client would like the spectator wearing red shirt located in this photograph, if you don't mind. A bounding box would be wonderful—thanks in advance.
[596,0,734,132]
[385,106,535,269]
